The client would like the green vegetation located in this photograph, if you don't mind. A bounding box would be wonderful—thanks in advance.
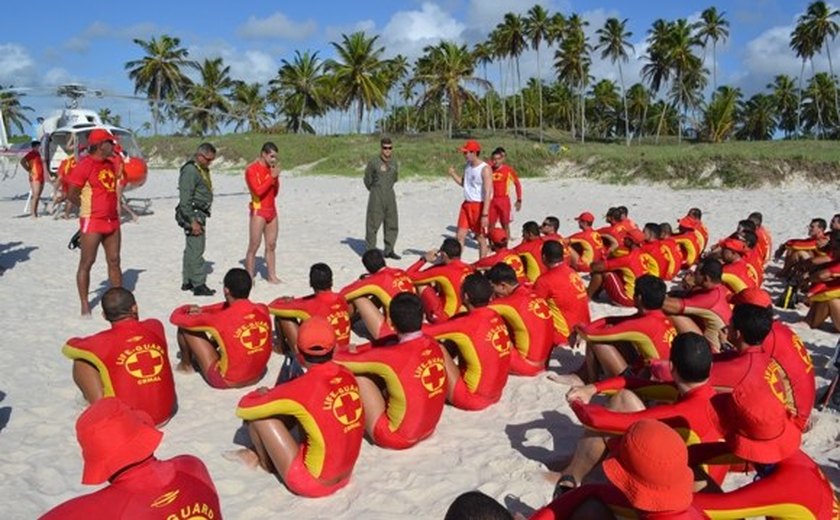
[139,131,840,188]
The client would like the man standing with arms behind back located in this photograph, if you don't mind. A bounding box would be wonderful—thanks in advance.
[365,137,401,260]
[177,143,216,296]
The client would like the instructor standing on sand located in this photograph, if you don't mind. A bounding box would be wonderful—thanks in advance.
[364,137,400,259]
[177,142,216,296]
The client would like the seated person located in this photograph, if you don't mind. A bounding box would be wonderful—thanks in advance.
[719,237,759,295]
[748,211,772,265]
[639,222,667,278]
[486,263,555,376]
[573,275,676,383]
[674,209,707,268]
[805,230,840,333]
[774,217,829,276]
[170,267,272,389]
[340,248,415,314]
[425,273,513,410]
[662,258,731,352]
[568,211,605,271]
[587,228,648,308]
[539,215,564,242]
[473,227,527,282]
[514,221,550,282]
[334,292,446,449]
[534,240,591,346]
[691,377,837,519]
[269,262,351,352]
[407,237,474,323]
[552,333,723,494]
[62,287,176,426]
[530,419,706,520]
[595,207,623,255]
[658,222,684,280]
[40,398,221,519]
[233,317,364,498]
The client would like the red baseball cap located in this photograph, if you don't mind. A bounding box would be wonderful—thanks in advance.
[602,419,694,512]
[677,216,697,230]
[731,288,772,308]
[721,238,749,255]
[459,140,481,153]
[76,397,163,484]
[86,128,117,147]
[575,212,595,224]
[297,316,337,356]
[625,228,646,245]
[717,375,801,464]
[488,227,507,244]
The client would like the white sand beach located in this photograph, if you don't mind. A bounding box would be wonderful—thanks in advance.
[1,167,838,519]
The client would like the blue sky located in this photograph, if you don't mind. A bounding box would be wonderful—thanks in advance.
[0,0,829,135]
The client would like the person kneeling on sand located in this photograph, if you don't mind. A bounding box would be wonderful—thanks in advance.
[233,317,364,498]
[40,398,221,519]
[170,267,272,389]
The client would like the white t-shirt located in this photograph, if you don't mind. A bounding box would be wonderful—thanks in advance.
[463,160,486,202]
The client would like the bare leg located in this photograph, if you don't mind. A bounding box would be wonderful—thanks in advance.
[102,229,122,288]
[456,226,468,250]
[354,297,386,338]
[587,272,604,298]
[590,342,629,378]
[805,302,830,329]
[77,232,103,316]
[245,216,266,280]
[30,181,43,217]
[176,329,220,375]
[828,300,840,333]
[278,319,300,355]
[669,315,703,336]
[246,418,300,477]
[478,234,489,259]
[440,347,460,403]
[356,375,387,438]
[72,360,104,403]
[263,216,281,283]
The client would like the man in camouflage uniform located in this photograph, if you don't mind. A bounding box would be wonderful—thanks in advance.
[177,142,216,296]
[364,137,400,259]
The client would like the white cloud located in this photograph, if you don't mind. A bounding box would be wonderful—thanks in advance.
[63,21,166,53]
[379,2,466,58]
[736,24,801,92]
[43,67,73,86]
[188,44,279,84]
[0,44,37,86]
[324,19,376,43]
[237,12,317,40]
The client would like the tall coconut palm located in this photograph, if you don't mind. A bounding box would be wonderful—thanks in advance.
[641,19,673,143]
[182,57,235,136]
[625,82,651,139]
[791,22,818,137]
[325,31,389,134]
[768,74,798,138]
[596,17,635,145]
[702,85,741,142]
[472,41,495,130]
[270,50,327,134]
[800,1,840,126]
[588,79,621,139]
[97,108,121,127]
[802,71,837,136]
[693,7,729,91]
[0,85,33,137]
[124,35,196,135]
[229,82,271,133]
[738,93,777,140]
[666,19,705,143]
[487,29,508,130]
[545,81,575,130]
[555,14,591,142]
[494,13,528,135]
[525,4,552,142]
[412,41,490,138]
[383,54,409,134]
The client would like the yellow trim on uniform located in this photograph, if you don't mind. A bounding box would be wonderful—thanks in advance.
[178,325,230,376]
[62,344,116,397]
[433,331,481,392]
[704,504,817,519]
[721,272,748,294]
[411,274,461,317]
[489,303,531,358]
[584,330,664,361]
[343,285,394,307]
[519,252,541,282]
[336,360,407,431]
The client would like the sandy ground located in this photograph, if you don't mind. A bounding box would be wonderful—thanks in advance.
[0,167,838,519]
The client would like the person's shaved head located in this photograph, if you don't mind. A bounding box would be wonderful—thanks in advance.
[102,288,137,322]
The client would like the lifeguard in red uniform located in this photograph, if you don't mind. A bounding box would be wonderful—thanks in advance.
[407,237,474,323]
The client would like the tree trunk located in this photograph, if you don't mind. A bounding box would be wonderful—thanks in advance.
[712,40,718,92]
[510,59,518,135]
[678,70,683,144]
[516,56,525,137]
[826,43,840,128]
[356,99,364,134]
[153,79,161,136]
[796,59,805,138]
[536,44,543,143]
[483,62,491,130]
[499,61,507,130]
[619,62,629,146]
[810,59,824,139]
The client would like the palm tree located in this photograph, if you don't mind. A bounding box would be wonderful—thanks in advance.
[802,72,837,136]
[182,57,235,136]
[124,35,196,135]
[525,4,552,142]
[383,54,409,134]
[412,41,490,138]
[271,50,327,134]
[800,1,840,126]
[545,81,575,131]
[0,85,33,137]
[693,7,729,91]
[472,42,496,130]
[702,85,741,142]
[666,19,705,143]
[495,13,528,135]
[555,14,591,142]
[791,22,817,137]
[325,31,389,134]
[642,19,673,143]
[768,74,798,138]
[738,93,777,140]
[588,79,621,139]
[229,82,271,132]
[625,83,651,139]
[596,17,634,145]
[97,108,122,127]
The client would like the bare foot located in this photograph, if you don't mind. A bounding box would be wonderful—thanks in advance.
[266,277,282,284]
[175,361,195,374]
[546,373,584,387]
[223,448,260,470]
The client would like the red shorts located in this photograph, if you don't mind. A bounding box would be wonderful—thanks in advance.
[250,207,277,223]
[603,272,634,307]
[284,448,350,498]
[488,197,511,228]
[457,201,485,235]
[29,171,45,184]
[203,360,231,389]
[451,377,497,411]
[509,349,545,377]
[80,217,120,235]
[372,413,424,450]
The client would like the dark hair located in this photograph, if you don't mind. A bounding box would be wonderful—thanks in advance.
[224,268,252,299]
[812,218,827,231]
[606,207,618,221]
[731,303,774,345]
[634,274,666,309]
[670,332,712,383]
[380,137,392,146]
[309,263,333,291]
[541,239,564,264]
[388,292,424,333]
[697,258,723,283]
[748,211,763,226]
[197,142,216,155]
[261,142,278,154]
[740,229,757,249]
[485,262,518,286]
[544,216,559,232]
[102,287,136,322]
[737,219,757,233]
[617,205,629,218]
[644,222,661,237]
[688,207,703,220]
[302,351,333,364]
[491,146,506,156]
[522,221,540,237]
[444,491,512,520]
[440,237,462,259]
[659,222,673,237]
[362,249,386,273]
[462,273,493,307]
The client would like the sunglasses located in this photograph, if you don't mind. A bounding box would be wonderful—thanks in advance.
[382,146,393,150]
[199,153,215,163]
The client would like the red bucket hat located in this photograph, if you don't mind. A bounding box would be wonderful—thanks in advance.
[575,211,595,224]
[76,397,162,484]
[731,288,772,308]
[86,128,117,147]
[459,140,481,153]
[488,227,507,244]
[721,238,749,255]
[718,376,801,464]
[602,419,694,512]
[297,316,337,356]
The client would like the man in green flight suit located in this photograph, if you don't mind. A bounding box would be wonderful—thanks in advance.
[364,137,401,260]
[177,142,216,296]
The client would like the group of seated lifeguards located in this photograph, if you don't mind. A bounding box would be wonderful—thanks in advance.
[42,206,839,518]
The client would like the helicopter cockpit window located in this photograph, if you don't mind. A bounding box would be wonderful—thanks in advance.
[112,129,143,158]
[47,131,74,174]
